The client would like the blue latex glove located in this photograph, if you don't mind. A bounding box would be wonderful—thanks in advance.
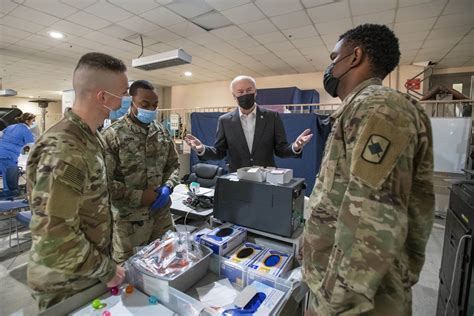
[150,185,171,212]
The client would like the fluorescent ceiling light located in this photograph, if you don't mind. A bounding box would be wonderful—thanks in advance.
[184,71,192,77]
[48,31,64,39]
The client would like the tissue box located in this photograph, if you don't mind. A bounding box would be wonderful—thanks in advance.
[248,248,293,286]
[237,167,267,182]
[265,168,293,184]
[199,224,247,256]
[220,242,266,287]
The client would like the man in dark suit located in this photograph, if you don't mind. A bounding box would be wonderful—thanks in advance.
[185,75,313,172]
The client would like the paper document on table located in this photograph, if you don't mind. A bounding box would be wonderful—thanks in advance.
[196,278,239,308]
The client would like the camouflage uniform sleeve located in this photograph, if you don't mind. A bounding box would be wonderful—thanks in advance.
[102,128,143,208]
[162,131,180,189]
[405,109,435,284]
[29,146,116,284]
[314,105,434,314]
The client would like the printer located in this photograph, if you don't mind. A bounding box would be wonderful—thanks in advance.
[213,174,305,237]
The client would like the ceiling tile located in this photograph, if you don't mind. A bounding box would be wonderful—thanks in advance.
[84,2,133,22]
[394,17,436,34]
[0,15,46,33]
[351,0,396,15]
[10,5,60,26]
[211,25,247,40]
[396,2,445,23]
[221,3,265,24]
[107,0,160,14]
[188,32,221,45]
[145,28,182,42]
[442,0,474,15]
[301,0,335,8]
[282,25,318,40]
[253,31,287,44]
[254,0,303,17]
[398,0,442,7]
[119,16,160,33]
[204,0,251,11]
[239,19,277,36]
[49,20,92,36]
[263,40,294,51]
[147,42,175,52]
[291,36,324,48]
[399,40,423,51]
[353,9,395,27]
[307,1,350,24]
[434,13,474,29]
[321,34,339,48]
[22,0,78,18]
[15,38,52,51]
[192,11,232,30]
[141,6,186,27]
[427,25,471,41]
[423,37,460,49]
[270,10,312,30]
[0,0,19,15]
[243,44,270,55]
[315,18,353,36]
[67,11,112,29]
[166,0,213,19]
[100,24,136,39]
[398,30,430,43]
[1,25,31,39]
[59,0,98,9]
[166,21,207,37]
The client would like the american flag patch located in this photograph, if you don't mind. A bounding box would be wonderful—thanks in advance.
[62,164,85,192]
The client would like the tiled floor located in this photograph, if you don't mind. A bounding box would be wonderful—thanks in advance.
[0,218,446,315]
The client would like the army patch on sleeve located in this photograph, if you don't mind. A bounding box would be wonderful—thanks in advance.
[352,112,413,190]
[361,134,390,164]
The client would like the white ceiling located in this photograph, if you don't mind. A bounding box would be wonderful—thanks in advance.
[0,0,473,99]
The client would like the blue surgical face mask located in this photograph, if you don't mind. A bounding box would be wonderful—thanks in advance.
[29,122,37,129]
[136,107,157,124]
[109,96,131,120]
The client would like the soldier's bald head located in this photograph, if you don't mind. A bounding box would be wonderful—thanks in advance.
[73,52,127,98]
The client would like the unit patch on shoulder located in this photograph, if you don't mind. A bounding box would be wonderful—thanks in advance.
[361,134,391,164]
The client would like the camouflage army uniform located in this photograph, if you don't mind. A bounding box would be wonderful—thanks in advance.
[102,112,180,263]
[27,109,116,310]
[303,78,434,315]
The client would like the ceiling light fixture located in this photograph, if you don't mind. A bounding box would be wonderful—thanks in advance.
[48,31,64,39]
[184,71,192,77]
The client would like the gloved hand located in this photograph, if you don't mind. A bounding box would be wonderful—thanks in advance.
[150,185,172,215]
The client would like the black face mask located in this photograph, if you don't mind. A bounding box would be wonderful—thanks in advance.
[323,52,354,98]
[236,93,255,110]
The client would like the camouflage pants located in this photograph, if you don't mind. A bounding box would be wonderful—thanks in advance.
[306,287,413,316]
[34,289,79,311]
[112,208,175,263]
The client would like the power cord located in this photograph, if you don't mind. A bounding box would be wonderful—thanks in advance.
[445,233,472,316]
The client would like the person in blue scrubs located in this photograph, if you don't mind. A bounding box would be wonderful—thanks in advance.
[0,112,36,191]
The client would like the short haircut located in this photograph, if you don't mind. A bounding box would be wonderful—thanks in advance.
[74,52,126,74]
[230,75,256,92]
[129,80,154,96]
[339,24,400,79]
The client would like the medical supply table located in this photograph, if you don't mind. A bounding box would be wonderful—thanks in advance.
[40,225,308,316]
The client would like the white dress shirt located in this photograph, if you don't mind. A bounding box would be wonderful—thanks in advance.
[239,105,257,153]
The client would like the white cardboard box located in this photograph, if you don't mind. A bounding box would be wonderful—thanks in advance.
[265,168,293,184]
[237,167,267,182]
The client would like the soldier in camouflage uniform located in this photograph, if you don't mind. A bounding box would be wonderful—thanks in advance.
[303,24,434,315]
[27,53,128,310]
[102,80,180,264]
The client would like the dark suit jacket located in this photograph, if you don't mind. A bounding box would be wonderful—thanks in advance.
[200,106,301,172]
